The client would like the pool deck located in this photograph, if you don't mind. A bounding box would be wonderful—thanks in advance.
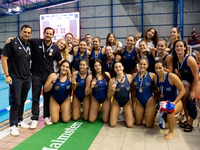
[0,106,200,150]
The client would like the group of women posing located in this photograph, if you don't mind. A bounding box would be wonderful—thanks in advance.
[44,27,200,140]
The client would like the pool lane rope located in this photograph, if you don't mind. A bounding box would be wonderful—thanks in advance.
[0,99,32,114]
[0,95,44,114]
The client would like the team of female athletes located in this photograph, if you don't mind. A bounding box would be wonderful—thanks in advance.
[44,27,200,140]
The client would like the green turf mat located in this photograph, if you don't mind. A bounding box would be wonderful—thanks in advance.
[12,119,104,150]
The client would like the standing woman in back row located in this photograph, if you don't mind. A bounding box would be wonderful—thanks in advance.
[173,40,200,132]
[56,38,68,60]
[136,28,159,52]
[121,35,139,74]
[152,38,173,72]
[167,27,181,54]
[105,33,123,55]
[72,40,91,72]
[89,37,105,71]
[54,39,69,72]
[137,40,155,73]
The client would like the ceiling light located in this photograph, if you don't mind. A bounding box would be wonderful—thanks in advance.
[15,6,21,11]
[8,8,12,13]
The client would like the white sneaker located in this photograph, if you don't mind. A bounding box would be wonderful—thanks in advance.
[44,117,52,125]
[30,120,38,129]
[18,121,30,128]
[10,125,19,136]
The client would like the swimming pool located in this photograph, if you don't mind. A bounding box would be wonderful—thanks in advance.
[0,60,40,123]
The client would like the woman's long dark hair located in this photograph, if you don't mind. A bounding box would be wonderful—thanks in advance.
[155,59,166,68]
[92,59,109,82]
[172,40,188,71]
[58,60,70,74]
[106,33,117,46]
[145,28,159,47]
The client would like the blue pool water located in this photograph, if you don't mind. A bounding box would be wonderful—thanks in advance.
[0,61,39,123]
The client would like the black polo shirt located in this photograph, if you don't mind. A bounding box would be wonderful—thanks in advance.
[2,37,31,80]
[29,39,62,78]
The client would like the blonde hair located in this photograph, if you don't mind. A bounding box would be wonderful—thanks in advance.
[56,38,69,60]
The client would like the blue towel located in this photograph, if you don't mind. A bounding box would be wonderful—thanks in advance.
[186,98,197,119]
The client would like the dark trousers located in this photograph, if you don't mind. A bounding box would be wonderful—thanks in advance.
[31,75,51,120]
[9,76,31,126]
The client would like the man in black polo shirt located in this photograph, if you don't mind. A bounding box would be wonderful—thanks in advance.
[2,25,32,136]
[29,27,62,129]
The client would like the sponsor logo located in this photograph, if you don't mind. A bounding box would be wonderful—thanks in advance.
[42,122,83,150]
[146,82,150,86]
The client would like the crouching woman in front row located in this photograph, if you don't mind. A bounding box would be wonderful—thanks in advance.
[44,60,72,124]
[132,58,156,128]
[85,59,111,123]
[108,62,134,128]
[153,60,185,140]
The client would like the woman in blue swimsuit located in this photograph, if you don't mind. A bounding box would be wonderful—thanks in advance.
[72,40,91,72]
[172,40,199,132]
[152,39,173,72]
[132,58,156,128]
[108,62,134,128]
[85,59,110,123]
[166,27,181,54]
[72,58,91,121]
[137,39,155,73]
[102,46,121,78]
[44,60,71,124]
[89,37,105,71]
[121,35,139,74]
[153,60,185,140]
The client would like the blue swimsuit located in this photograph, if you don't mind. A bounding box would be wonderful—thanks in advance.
[179,55,194,83]
[73,49,87,71]
[74,71,89,102]
[114,74,131,107]
[133,72,153,107]
[102,55,116,78]
[121,46,137,73]
[89,48,104,69]
[157,73,177,102]
[52,77,71,105]
[168,43,173,54]
[154,52,170,62]
[92,78,108,103]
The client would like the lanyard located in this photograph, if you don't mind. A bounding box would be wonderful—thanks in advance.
[177,56,185,72]
[42,41,53,58]
[107,57,114,73]
[17,37,30,55]
[155,52,165,61]
[158,72,167,97]
[115,74,125,85]
[79,50,86,60]
[94,48,101,59]
[125,46,133,53]
[138,72,147,88]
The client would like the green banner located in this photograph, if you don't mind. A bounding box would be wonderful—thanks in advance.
[13,119,104,150]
